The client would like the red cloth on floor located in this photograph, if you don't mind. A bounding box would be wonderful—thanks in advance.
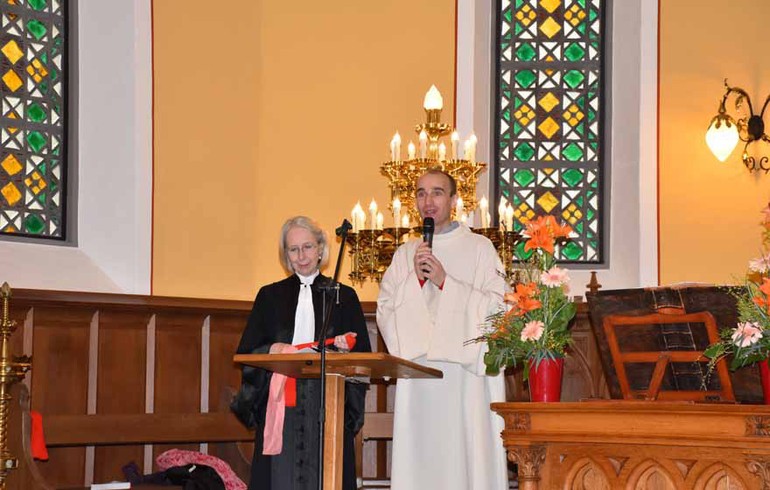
[156,448,245,490]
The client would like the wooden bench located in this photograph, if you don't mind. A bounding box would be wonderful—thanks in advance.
[4,289,394,489]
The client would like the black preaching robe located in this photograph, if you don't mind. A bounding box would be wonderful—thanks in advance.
[236,274,371,490]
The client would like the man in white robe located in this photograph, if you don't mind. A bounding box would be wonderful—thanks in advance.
[377,169,508,490]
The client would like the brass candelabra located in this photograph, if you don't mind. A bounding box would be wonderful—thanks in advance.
[0,283,31,489]
[348,85,501,283]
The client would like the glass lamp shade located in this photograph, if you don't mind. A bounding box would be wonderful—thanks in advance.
[706,117,740,162]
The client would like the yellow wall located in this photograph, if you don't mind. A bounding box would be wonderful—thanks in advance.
[659,0,770,285]
[153,1,456,300]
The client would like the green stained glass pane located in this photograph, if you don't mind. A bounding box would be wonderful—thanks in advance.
[576,196,584,206]
[28,0,47,11]
[515,241,535,261]
[586,208,595,221]
[514,70,536,88]
[26,19,47,40]
[513,169,535,186]
[28,103,46,122]
[515,0,524,7]
[563,143,583,161]
[27,131,46,152]
[516,43,536,61]
[513,121,522,134]
[512,194,521,206]
[563,70,585,88]
[504,9,512,23]
[515,23,523,36]
[562,168,583,187]
[37,193,46,204]
[561,241,583,260]
[575,222,584,233]
[564,43,585,61]
[578,0,586,7]
[514,143,535,161]
[503,109,510,121]
[23,214,45,234]
[513,96,523,110]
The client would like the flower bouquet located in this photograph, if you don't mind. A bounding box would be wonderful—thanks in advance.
[469,215,577,386]
[705,204,770,384]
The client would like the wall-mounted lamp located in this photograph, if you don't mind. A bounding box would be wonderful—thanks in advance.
[706,79,770,173]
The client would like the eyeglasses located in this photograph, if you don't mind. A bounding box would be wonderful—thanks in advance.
[287,242,319,256]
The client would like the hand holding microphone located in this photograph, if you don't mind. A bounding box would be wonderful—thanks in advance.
[414,217,446,286]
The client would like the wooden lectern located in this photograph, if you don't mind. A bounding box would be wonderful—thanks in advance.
[233,352,442,490]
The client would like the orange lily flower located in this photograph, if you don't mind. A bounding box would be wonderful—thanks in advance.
[525,227,555,254]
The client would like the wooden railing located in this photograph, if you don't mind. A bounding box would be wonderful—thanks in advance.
[4,289,605,489]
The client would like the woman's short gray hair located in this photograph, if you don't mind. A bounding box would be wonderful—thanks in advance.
[279,216,330,273]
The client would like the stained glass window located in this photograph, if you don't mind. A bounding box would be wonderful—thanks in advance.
[0,0,67,239]
[495,0,605,263]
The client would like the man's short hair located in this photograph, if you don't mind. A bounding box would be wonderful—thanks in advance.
[420,168,457,196]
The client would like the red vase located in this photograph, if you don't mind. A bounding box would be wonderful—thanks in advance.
[759,359,770,404]
[528,357,564,402]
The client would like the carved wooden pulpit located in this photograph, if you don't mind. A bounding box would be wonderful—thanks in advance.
[233,352,442,490]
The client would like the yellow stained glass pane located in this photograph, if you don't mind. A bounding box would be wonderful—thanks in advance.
[1,154,22,176]
[538,117,559,139]
[539,16,561,38]
[539,92,559,113]
[1,40,23,64]
[540,0,561,14]
[2,69,22,92]
[1,182,22,205]
[537,191,559,213]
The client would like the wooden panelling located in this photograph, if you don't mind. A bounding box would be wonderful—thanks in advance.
[94,310,151,482]
[32,306,93,487]
[152,312,206,462]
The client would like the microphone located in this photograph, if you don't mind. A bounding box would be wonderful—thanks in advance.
[422,217,435,248]
[335,219,352,237]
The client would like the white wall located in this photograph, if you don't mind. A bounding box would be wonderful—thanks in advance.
[456,0,658,293]
[0,0,153,294]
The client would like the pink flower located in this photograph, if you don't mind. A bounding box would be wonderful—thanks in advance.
[540,266,570,288]
[749,255,770,273]
[520,320,544,342]
[731,321,763,348]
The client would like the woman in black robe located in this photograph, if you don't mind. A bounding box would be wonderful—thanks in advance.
[235,216,371,490]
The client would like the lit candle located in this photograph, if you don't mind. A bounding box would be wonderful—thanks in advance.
[376,211,384,231]
[407,141,416,160]
[455,196,464,219]
[401,214,410,228]
[369,199,378,230]
[451,131,459,160]
[358,207,367,232]
[390,131,401,161]
[479,197,489,228]
[468,133,477,163]
[423,85,443,110]
[460,212,468,225]
[419,130,428,159]
[392,197,401,227]
[463,139,471,161]
[438,142,446,161]
[352,202,364,232]
[486,212,491,229]
[505,203,514,231]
